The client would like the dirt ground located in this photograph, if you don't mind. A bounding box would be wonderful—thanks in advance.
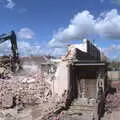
[0,106,32,120]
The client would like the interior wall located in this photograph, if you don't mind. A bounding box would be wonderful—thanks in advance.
[86,79,96,98]
[77,79,96,98]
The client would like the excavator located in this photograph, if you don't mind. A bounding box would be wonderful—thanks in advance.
[0,31,21,78]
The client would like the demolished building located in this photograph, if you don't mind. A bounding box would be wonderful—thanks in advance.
[54,39,107,99]
[49,39,113,120]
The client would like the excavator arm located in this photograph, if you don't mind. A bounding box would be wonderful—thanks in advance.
[0,31,20,72]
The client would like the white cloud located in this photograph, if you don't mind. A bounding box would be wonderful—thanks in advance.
[0,28,47,56]
[0,41,43,56]
[17,28,35,40]
[5,0,15,9]
[95,9,120,39]
[49,10,95,47]
[49,9,120,47]
[17,41,42,56]
[52,47,67,56]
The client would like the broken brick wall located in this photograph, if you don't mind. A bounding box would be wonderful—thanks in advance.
[0,72,53,107]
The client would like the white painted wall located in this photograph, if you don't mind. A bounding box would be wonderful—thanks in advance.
[54,61,69,96]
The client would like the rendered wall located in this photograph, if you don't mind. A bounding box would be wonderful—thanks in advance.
[54,61,69,96]
[108,71,120,81]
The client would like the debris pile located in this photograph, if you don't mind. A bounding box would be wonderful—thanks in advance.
[106,82,120,112]
[39,90,68,120]
[0,71,53,108]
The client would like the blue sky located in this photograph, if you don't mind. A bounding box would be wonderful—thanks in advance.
[0,0,120,59]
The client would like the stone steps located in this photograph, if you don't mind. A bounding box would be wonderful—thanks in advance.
[63,99,98,120]
[70,105,97,111]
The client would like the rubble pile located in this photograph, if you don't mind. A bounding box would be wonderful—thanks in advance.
[0,57,71,120]
[106,82,120,111]
[39,91,68,120]
[0,71,53,108]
